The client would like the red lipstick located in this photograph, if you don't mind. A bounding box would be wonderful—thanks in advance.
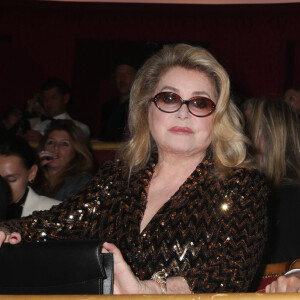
[169,126,194,134]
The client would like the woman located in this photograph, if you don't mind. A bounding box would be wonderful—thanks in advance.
[0,135,60,219]
[0,44,269,294]
[246,98,300,263]
[34,119,94,201]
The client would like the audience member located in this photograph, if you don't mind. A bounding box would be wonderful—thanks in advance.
[0,108,29,137]
[24,93,46,123]
[0,176,8,221]
[34,119,94,201]
[284,87,300,117]
[245,98,300,263]
[23,77,90,142]
[0,44,269,294]
[0,136,60,219]
[99,58,137,142]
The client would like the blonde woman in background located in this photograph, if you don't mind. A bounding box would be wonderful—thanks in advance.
[246,98,300,264]
[35,119,94,201]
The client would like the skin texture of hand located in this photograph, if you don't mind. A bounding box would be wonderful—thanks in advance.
[265,273,300,293]
[0,230,22,247]
[39,150,55,167]
[101,242,160,294]
[101,242,191,294]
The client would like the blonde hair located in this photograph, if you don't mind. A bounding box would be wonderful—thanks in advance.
[119,43,251,176]
[36,119,94,197]
[246,98,300,186]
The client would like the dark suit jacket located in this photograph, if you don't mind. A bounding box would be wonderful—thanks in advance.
[0,176,8,221]
[265,183,300,263]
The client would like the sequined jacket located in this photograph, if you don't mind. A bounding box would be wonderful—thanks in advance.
[1,155,268,293]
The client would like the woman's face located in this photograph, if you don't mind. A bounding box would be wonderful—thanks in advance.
[0,155,37,203]
[44,130,76,172]
[148,66,216,159]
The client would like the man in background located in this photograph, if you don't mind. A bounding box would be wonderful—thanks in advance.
[23,78,90,142]
[99,59,137,142]
[284,87,300,117]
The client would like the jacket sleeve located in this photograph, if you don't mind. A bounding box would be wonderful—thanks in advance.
[184,168,269,293]
[0,170,108,242]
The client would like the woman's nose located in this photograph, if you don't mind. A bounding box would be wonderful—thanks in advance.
[177,103,189,119]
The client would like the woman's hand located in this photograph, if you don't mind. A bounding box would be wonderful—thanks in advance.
[265,273,300,293]
[101,242,160,294]
[0,230,21,247]
[39,150,55,167]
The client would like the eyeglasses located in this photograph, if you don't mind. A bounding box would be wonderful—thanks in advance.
[152,92,216,117]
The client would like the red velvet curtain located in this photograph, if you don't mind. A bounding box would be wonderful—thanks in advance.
[1,2,300,137]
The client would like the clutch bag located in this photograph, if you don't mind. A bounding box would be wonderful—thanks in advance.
[0,240,113,295]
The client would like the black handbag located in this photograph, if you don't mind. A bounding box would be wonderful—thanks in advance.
[0,240,113,295]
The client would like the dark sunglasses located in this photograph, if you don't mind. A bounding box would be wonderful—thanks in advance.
[152,92,216,117]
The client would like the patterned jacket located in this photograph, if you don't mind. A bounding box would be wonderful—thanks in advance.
[1,155,269,293]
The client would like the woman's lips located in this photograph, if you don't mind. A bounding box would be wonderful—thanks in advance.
[169,126,194,134]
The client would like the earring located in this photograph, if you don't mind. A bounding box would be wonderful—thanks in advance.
[29,179,35,184]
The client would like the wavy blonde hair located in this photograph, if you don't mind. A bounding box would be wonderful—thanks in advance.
[246,98,300,186]
[119,43,251,177]
[36,119,94,197]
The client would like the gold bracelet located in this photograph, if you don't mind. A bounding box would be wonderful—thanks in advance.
[151,269,167,294]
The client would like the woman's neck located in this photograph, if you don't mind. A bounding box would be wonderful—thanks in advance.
[46,167,61,179]
[153,151,206,181]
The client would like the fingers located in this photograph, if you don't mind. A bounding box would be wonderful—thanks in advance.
[0,231,6,247]
[7,232,22,244]
[102,242,116,252]
[102,242,124,263]
[40,150,54,166]
[265,275,300,293]
[101,242,142,294]
[101,242,131,274]
[0,231,21,247]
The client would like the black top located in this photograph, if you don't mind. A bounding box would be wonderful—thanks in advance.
[0,176,8,221]
[6,187,28,220]
[99,97,129,142]
[264,183,300,263]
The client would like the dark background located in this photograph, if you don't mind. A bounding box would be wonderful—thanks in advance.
[1,1,300,137]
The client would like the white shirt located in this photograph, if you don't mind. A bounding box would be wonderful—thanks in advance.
[21,187,61,217]
[32,112,90,136]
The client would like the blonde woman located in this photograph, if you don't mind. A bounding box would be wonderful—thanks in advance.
[246,98,300,263]
[34,119,94,200]
[0,44,268,294]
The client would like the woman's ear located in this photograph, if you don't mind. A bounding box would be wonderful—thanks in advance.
[28,164,38,183]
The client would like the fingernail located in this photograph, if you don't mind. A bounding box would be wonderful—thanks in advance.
[41,150,44,154]
[10,236,17,240]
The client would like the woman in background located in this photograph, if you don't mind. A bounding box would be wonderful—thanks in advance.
[246,98,300,263]
[35,119,94,201]
[0,135,60,219]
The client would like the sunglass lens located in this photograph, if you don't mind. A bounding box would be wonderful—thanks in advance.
[191,98,214,116]
[158,93,180,111]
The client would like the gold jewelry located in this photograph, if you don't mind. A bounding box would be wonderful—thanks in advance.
[151,269,167,294]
